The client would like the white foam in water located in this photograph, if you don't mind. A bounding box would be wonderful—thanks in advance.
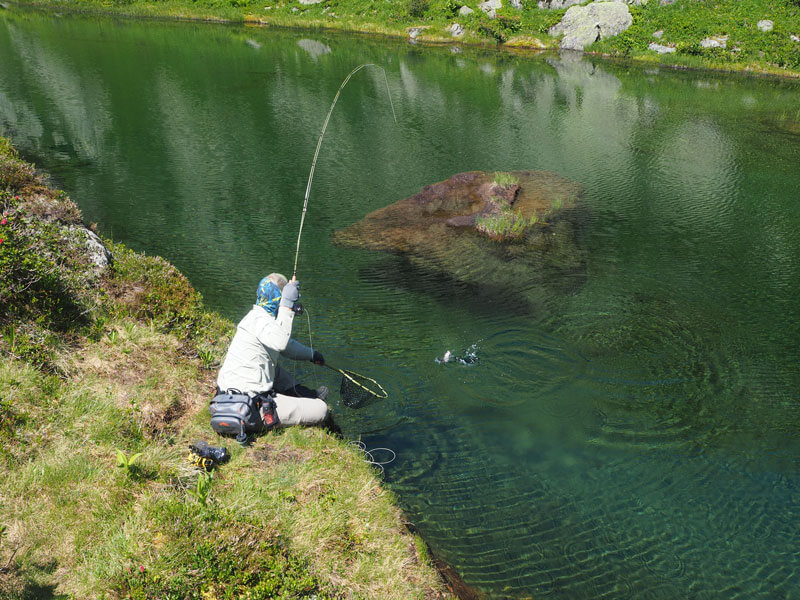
[435,344,478,365]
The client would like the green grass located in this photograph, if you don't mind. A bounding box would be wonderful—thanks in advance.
[0,137,450,599]
[12,0,800,76]
[492,171,520,187]
[475,202,534,240]
[590,0,800,73]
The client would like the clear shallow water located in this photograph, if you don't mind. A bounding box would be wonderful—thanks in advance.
[2,10,800,598]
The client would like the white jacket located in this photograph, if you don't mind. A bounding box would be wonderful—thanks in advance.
[216,305,313,394]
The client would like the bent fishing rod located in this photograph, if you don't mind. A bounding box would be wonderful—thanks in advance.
[292,63,396,279]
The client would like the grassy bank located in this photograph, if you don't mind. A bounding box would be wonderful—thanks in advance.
[0,137,451,599]
[7,0,800,77]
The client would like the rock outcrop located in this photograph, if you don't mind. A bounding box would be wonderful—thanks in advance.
[549,1,633,51]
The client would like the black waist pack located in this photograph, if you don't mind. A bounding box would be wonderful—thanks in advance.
[209,390,278,443]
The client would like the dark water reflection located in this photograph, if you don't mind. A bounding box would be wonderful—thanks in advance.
[2,10,800,598]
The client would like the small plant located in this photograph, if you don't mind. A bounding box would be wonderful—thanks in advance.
[492,171,520,187]
[197,346,216,370]
[116,449,142,477]
[187,471,213,507]
[123,321,137,339]
[107,329,119,345]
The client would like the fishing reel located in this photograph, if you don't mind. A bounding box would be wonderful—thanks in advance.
[292,302,304,315]
[187,441,229,471]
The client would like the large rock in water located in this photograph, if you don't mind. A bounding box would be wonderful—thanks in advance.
[333,170,586,306]
[549,1,633,51]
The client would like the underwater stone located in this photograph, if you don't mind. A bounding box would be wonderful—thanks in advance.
[332,171,585,298]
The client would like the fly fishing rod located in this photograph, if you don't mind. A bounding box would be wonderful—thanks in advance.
[291,64,396,407]
[292,63,397,279]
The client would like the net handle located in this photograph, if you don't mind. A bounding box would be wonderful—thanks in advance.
[321,363,389,399]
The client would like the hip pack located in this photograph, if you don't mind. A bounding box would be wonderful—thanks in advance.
[209,390,278,443]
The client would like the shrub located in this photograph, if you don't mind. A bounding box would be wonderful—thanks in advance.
[107,242,204,333]
[0,195,91,337]
[406,0,429,18]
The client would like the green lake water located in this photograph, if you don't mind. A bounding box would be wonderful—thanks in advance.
[2,10,799,598]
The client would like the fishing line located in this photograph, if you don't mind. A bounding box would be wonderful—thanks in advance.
[348,440,396,475]
[301,306,388,405]
[293,63,397,278]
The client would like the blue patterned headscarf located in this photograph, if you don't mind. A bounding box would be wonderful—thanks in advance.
[256,278,282,317]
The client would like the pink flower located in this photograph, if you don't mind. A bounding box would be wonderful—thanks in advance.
[140,565,145,573]
[0,238,4,244]
[1,218,6,225]
[14,196,19,200]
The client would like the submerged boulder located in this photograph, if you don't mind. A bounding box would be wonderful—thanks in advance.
[333,170,586,305]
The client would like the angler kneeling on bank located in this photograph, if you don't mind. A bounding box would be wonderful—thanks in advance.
[211,273,330,440]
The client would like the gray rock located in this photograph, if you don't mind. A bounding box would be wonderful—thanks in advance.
[298,0,324,4]
[245,39,262,49]
[458,5,474,15]
[658,0,675,4]
[479,0,501,18]
[69,226,112,270]
[451,45,463,53]
[450,22,465,37]
[757,20,773,32]
[291,6,299,12]
[510,0,523,8]
[700,35,728,48]
[652,29,664,38]
[549,1,633,51]
[648,42,676,54]
[538,0,583,9]
[408,27,426,39]
[791,34,800,43]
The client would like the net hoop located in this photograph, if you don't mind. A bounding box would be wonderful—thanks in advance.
[336,367,388,399]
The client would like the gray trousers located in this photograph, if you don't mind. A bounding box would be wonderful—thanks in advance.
[272,366,329,426]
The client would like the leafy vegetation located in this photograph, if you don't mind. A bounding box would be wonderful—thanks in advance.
[590,0,800,72]
[0,138,449,599]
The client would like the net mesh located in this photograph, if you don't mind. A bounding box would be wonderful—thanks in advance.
[339,369,387,409]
